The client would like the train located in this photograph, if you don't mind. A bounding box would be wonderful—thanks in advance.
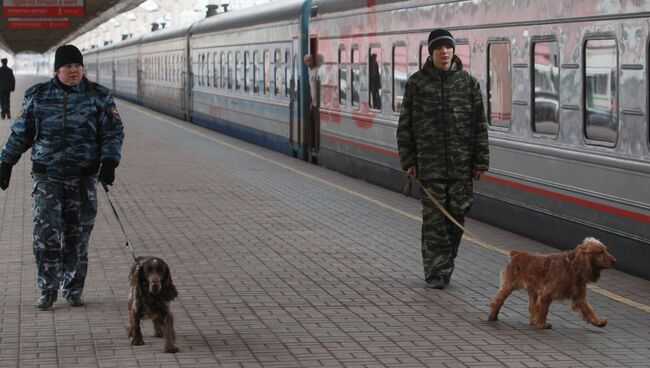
[83,0,650,280]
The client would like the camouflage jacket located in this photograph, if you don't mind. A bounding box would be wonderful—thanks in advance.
[397,56,489,180]
[0,77,124,178]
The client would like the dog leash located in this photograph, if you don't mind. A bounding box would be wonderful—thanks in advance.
[100,182,139,264]
[404,175,507,255]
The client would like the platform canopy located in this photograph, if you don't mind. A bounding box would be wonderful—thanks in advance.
[0,0,144,54]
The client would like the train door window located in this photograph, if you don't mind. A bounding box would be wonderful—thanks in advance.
[584,38,618,144]
[532,40,560,136]
[393,44,407,112]
[263,50,270,95]
[274,49,282,96]
[369,47,382,110]
[339,47,347,106]
[244,51,250,93]
[227,52,234,90]
[351,46,360,107]
[253,51,259,94]
[206,53,211,87]
[419,44,428,69]
[285,50,290,97]
[212,52,221,88]
[488,42,512,128]
[456,42,470,71]
[235,52,241,91]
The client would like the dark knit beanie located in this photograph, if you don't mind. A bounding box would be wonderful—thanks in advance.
[54,45,83,70]
[427,29,455,55]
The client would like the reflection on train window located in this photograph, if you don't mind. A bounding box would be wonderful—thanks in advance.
[456,43,470,71]
[369,47,382,110]
[263,50,270,95]
[532,41,560,135]
[351,47,360,107]
[244,51,250,93]
[419,44,428,69]
[393,45,407,112]
[219,52,225,88]
[274,49,281,96]
[285,51,290,98]
[227,52,234,90]
[339,47,347,106]
[253,51,259,93]
[584,39,618,143]
[236,52,241,91]
[488,42,512,127]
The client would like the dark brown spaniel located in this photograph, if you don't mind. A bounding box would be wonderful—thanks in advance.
[488,237,616,329]
[127,256,179,353]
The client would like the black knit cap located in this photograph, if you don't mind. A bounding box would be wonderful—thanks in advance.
[427,28,455,55]
[54,44,83,70]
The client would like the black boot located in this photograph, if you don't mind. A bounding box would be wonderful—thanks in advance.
[36,292,58,310]
[66,294,84,307]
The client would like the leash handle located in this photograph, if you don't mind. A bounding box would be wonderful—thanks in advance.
[100,182,139,263]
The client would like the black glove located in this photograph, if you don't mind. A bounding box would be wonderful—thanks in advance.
[98,160,118,186]
[0,162,13,190]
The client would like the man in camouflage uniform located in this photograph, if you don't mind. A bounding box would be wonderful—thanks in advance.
[0,45,124,309]
[397,29,489,289]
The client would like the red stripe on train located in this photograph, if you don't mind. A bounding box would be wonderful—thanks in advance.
[482,174,650,224]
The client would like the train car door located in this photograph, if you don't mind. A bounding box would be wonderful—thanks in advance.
[182,40,191,121]
[306,36,321,164]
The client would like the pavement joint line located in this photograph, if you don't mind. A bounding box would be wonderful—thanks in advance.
[122,100,650,314]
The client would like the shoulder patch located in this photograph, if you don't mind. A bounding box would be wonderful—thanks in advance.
[108,104,121,121]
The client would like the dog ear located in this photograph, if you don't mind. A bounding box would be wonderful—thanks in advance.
[138,263,149,289]
[160,262,178,301]
[574,242,596,281]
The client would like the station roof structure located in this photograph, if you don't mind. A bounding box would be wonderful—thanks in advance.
[0,0,145,54]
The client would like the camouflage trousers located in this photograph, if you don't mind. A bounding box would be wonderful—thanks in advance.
[420,179,474,283]
[31,173,98,297]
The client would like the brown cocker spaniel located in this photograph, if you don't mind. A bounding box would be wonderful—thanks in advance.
[488,237,616,329]
[127,256,179,353]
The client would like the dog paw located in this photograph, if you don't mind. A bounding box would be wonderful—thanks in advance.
[164,346,179,353]
[534,322,552,329]
[593,318,607,327]
[131,338,145,346]
[487,313,498,321]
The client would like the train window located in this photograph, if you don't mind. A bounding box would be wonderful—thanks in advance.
[456,43,470,71]
[273,49,280,96]
[419,44,428,69]
[369,47,382,110]
[201,54,206,86]
[264,50,271,95]
[584,39,618,143]
[228,52,234,90]
[212,52,221,88]
[351,47,360,107]
[235,52,241,91]
[244,51,250,93]
[488,42,512,127]
[206,53,211,87]
[393,45,407,112]
[532,41,560,136]
[285,51,290,98]
[339,47,347,106]
[253,51,259,93]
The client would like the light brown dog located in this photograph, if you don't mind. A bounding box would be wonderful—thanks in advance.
[487,237,616,329]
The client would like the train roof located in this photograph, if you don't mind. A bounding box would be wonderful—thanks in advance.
[310,0,426,15]
[139,25,191,44]
[190,0,306,35]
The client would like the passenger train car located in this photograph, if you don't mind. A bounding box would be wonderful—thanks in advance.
[84,0,650,280]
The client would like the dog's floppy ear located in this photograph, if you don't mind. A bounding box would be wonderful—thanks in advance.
[160,260,178,301]
[138,262,149,289]
[573,240,596,281]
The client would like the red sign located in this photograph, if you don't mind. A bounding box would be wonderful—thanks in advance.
[2,0,84,17]
[8,18,70,29]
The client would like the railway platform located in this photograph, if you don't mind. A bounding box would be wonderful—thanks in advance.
[0,75,649,368]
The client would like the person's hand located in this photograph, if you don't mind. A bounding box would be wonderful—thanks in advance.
[473,169,485,180]
[406,166,417,178]
[98,160,118,186]
[0,162,13,190]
